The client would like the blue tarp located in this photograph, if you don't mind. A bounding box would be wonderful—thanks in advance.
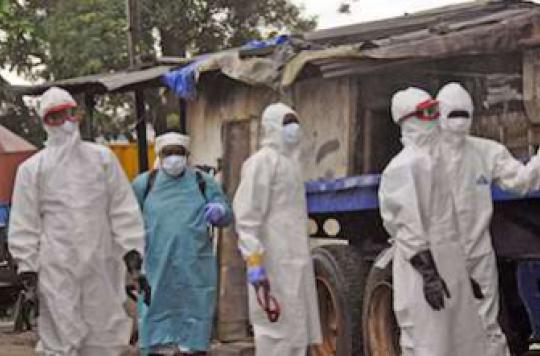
[161,57,208,100]
[243,34,289,50]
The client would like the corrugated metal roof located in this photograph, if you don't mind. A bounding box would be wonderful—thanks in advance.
[304,1,536,46]
[11,65,178,96]
[295,4,540,82]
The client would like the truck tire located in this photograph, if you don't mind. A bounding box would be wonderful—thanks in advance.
[311,244,369,356]
[362,252,400,356]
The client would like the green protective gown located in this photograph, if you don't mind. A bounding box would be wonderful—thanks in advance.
[132,168,232,352]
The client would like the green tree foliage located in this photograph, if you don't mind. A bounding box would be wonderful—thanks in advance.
[1,0,131,80]
[0,0,316,140]
[43,0,131,80]
[0,0,47,79]
[141,0,316,56]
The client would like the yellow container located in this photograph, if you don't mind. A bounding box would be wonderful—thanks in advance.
[108,143,156,181]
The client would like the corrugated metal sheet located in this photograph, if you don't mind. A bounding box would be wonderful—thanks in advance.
[304,1,536,46]
[11,65,177,96]
[297,7,540,81]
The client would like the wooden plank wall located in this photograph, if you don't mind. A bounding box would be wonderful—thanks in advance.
[187,76,277,168]
[292,76,356,180]
[189,75,358,180]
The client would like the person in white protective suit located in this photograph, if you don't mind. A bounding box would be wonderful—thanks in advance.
[8,87,149,356]
[379,87,489,356]
[233,103,322,356]
[437,82,540,356]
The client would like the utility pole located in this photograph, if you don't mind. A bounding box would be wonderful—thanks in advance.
[126,0,148,172]
[126,0,140,67]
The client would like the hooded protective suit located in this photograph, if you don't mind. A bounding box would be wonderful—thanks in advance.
[379,87,488,356]
[437,82,540,356]
[8,87,145,356]
[132,133,233,353]
[233,103,322,356]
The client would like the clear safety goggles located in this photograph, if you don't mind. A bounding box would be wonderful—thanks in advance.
[399,99,440,123]
[43,105,80,127]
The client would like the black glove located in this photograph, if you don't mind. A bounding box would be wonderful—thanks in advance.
[16,272,38,331]
[123,250,151,306]
[18,271,37,292]
[123,250,143,275]
[470,278,484,300]
[410,250,451,311]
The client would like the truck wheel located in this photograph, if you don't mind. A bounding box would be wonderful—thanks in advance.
[362,253,400,356]
[311,244,368,356]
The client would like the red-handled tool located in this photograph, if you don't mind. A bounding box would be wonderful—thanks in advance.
[255,282,281,323]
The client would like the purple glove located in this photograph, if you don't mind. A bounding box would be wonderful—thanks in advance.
[247,265,268,285]
[204,203,226,226]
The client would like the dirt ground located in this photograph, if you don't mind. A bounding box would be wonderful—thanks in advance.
[0,325,37,356]
[2,328,539,356]
[0,322,140,356]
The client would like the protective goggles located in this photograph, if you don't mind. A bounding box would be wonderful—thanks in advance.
[43,105,80,127]
[399,99,440,123]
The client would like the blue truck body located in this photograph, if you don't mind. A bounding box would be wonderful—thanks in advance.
[305,174,540,214]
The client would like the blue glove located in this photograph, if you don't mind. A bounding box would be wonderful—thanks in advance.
[204,203,226,226]
[247,265,268,285]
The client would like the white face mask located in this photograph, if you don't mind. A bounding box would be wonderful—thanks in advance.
[282,123,302,146]
[401,117,440,147]
[441,117,471,135]
[44,121,79,144]
[161,155,187,176]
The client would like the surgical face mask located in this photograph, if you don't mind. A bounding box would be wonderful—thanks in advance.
[401,117,439,147]
[282,123,302,146]
[61,120,79,133]
[441,117,472,135]
[403,117,438,132]
[161,155,187,176]
[44,121,79,144]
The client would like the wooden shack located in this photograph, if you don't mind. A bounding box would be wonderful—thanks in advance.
[184,1,540,182]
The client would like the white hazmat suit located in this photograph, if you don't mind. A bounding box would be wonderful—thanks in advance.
[8,87,145,356]
[379,87,488,356]
[437,82,540,356]
[233,103,322,356]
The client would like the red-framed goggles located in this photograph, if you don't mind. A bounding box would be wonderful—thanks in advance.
[43,104,80,127]
[399,99,440,123]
